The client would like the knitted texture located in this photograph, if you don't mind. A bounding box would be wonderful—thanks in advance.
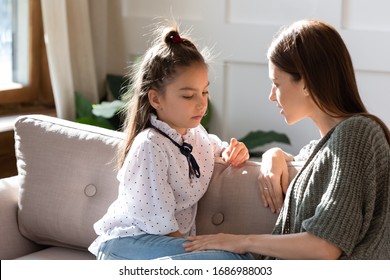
[274,115,390,259]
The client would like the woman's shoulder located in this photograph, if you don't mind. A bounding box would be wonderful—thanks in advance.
[339,114,379,127]
[335,115,385,137]
[331,115,389,153]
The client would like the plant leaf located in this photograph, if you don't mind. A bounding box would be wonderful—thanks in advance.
[106,74,128,100]
[239,130,290,150]
[92,100,125,118]
[75,117,115,130]
[75,91,94,119]
[201,98,212,131]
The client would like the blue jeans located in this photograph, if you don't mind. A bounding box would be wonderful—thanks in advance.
[158,250,255,260]
[97,234,254,260]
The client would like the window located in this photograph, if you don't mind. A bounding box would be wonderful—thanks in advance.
[0,0,27,90]
[0,0,54,114]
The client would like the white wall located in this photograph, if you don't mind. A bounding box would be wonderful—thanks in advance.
[107,0,390,155]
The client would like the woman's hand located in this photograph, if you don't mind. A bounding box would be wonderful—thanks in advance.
[222,138,249,166]
[259,148,292,213]
[184,233,248,254]
[185,232,342,260]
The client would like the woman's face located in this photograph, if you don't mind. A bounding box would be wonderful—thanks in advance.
[268,62,313,125]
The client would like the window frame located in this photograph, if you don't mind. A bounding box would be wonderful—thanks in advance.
[0,0,53,110]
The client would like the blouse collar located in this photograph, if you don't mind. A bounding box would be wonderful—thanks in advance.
[150,114,194,144]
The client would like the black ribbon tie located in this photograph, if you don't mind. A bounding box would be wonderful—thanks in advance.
[150,125,201,178]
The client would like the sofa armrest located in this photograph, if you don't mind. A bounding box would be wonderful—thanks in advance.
[0,176,42,259]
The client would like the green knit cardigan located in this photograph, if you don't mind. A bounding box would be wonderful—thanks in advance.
[273,115,390,259]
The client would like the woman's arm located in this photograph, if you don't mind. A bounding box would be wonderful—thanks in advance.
[184,232,342,260]
[258,148,294,213]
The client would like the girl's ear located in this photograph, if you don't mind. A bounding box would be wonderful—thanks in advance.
[148,89,161,110]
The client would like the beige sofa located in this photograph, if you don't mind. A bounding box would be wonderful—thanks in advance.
[0,114,300,260]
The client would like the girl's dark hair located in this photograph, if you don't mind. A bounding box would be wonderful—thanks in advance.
[118,24,210,167]
[267,19,389,143]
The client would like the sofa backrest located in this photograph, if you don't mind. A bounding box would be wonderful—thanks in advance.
[15,115,123,250]
[196,158,300,235]
[14,115,301,251]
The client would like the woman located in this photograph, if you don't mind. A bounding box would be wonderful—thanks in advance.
[182,19,390,260]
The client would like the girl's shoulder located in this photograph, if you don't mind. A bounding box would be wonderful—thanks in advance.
[131,128,165,150]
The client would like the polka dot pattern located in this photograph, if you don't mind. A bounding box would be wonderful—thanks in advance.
[89,115,229,255]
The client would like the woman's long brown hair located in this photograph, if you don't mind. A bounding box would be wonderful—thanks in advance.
[267,19,390,143]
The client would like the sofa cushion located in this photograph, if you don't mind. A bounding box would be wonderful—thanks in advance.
[0,176,43,259]
[196,158,300,235]
[15,247,95,260]
[14,115,123,250]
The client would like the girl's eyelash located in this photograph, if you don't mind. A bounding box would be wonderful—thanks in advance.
[183,92,209,99]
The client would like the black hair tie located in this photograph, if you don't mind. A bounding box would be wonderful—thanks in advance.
[150,125,200,178]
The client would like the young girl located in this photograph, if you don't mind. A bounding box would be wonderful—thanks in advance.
[88,24,250,260]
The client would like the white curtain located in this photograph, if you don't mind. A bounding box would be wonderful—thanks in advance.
[41,0,108,120]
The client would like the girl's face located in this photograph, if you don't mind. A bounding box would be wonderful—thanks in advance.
[150,63,209,135]
[268,62,313,125]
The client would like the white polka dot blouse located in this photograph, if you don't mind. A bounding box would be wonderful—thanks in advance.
[88,114,228,255]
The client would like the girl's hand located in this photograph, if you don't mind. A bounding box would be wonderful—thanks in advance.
[222,138,249,166]
[184,234,247,254]
[258,148,290,213]
[167,231,184,238]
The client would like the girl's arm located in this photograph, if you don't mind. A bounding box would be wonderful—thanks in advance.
[122,139,180,236]
[207,132,248,166]
[184,232,342,260]
[167,231,184,238]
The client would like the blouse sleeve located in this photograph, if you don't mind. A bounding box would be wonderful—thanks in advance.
[120,139,179,235]
[208,133,229,157]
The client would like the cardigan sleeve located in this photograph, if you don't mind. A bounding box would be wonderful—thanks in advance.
[293,140,319,161]
[300,117,389,257]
